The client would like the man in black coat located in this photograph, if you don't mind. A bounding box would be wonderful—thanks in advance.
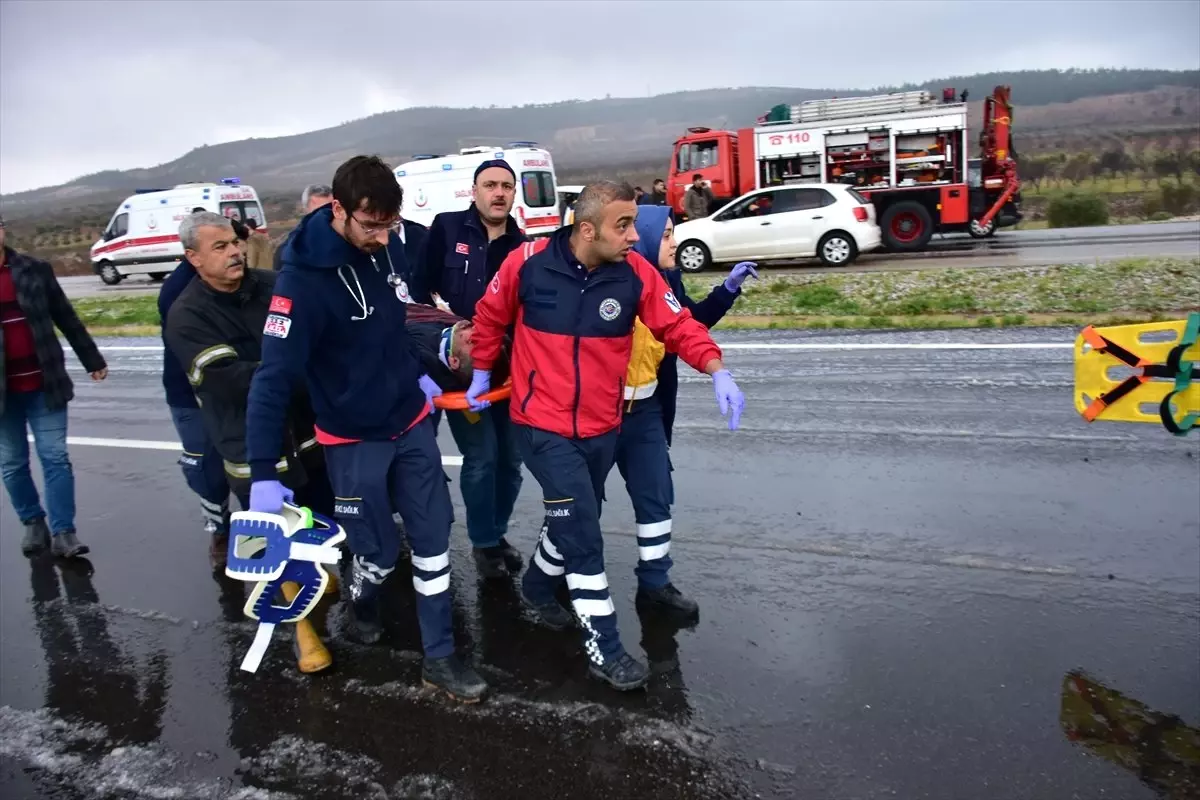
[163,212,332,517]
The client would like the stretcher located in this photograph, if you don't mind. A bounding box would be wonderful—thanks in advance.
[432,379,512,410]
[1074,312,1199,436]
[225,503,345,672]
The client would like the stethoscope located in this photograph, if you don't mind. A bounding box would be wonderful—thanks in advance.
[338,246,406,321]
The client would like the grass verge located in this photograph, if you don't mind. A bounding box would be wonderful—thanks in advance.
[74,257,1198,336]
[73,295,161,331]
[680,257,1199,330]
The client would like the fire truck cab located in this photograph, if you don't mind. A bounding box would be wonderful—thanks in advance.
[666,87,1021,251]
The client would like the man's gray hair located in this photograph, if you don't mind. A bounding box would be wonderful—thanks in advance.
[301,183,332,208]
[179,211,231,251]
[572,181,637,226]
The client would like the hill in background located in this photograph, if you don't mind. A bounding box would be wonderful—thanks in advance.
[3,67,1198,274]
[2,67,1196,220]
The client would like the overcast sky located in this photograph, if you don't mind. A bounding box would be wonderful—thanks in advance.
[2,0,1198,194]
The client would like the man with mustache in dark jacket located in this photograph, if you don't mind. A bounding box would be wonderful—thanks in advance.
[410,159,528,581]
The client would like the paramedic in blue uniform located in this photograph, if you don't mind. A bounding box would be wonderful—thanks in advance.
[244,155,486,703]
[410,159,528,580]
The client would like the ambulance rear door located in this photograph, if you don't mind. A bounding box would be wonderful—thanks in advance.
[513,148,559,237]
[396,157,478,228]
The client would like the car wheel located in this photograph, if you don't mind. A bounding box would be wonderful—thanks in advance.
[677,240,711,273]
[150,272,168,282]
[968,218,997,238]
[817,231,857,266]
[98,262,123,285]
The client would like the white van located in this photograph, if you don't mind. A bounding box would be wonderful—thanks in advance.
[394,144,561,237]
[90,179,267,285]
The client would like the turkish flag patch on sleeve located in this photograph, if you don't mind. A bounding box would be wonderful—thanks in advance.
[455,243,470,255]
[269,296,293,315]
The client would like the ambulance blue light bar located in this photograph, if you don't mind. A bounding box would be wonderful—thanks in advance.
[507,141,539,148]
[220,177,241,185]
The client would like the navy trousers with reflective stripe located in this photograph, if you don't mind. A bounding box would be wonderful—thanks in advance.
[515,423,624,665]
[613,395,674,589]
[169,406,230,532]
[322,418,455,659]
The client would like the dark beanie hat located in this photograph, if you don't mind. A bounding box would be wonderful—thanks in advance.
[473,159,516,182]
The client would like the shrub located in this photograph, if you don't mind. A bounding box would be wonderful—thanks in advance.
[1160,183,1198,216]
[1141,192,1165,217]
[1149,210,1175,222]
[1047,192,1110,228]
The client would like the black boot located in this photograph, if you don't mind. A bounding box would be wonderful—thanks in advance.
[519,583,575,631]
[20,518,50,556]
[472,547,509,579]
[208,531,230,571]
[588,651,650,691]
[345,559,383,645]
[496,538,524,572]
[635,583,699,622]
[50,531,89,559]
[422,654,488,703]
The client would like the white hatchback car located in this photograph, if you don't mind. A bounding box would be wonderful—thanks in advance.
[673,183,882,272]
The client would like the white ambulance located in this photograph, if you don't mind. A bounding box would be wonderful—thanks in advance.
[393,144,561,237]
[90,179,267,285]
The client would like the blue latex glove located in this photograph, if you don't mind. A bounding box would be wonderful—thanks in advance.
[418,374,442,413]
[711,369,745,431]
[465,368,492,411]
[723,261,760,293]
[250,480,294,514]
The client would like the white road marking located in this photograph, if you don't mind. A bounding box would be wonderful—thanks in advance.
[718,342,1075,351]
[29,435,465,466]
[93,342,1075,353]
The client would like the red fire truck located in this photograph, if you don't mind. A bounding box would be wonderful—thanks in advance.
[665,86,1022,251]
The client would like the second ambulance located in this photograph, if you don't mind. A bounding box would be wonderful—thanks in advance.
[394,144,561,237]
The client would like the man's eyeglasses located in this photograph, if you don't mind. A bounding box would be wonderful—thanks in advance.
[352,214,401,236]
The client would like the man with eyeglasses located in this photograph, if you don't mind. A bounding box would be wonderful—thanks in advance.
[411,159,528,580]
[245,155,487,703]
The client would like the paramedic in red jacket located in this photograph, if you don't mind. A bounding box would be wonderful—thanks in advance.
[465,181,745,691]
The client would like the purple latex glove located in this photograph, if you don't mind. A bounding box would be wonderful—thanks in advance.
[418,374,442,413]
[711,369,745,430]
[465,368,492,411]
[250,480,294,514]
[723,261,760,293]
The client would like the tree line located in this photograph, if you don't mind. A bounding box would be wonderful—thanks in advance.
[883,68,1199,107]
[1019,147,1200,190]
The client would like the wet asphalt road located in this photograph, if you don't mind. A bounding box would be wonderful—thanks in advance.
[58,220,1200,298]
[1,329,1198,800]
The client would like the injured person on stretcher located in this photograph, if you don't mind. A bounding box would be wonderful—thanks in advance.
[405,301,512,393]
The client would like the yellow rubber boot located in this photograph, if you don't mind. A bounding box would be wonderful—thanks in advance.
[282,581,332,674]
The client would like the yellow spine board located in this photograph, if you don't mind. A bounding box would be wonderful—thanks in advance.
[1073,318,1199,425]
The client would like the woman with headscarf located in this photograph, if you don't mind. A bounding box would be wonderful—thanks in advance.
[614,205,758,622]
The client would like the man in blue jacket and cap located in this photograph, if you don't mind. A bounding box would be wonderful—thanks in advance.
[244,155,486,703]
[411,159,528,580]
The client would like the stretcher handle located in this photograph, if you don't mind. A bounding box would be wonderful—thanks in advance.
[433,379,512,410]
